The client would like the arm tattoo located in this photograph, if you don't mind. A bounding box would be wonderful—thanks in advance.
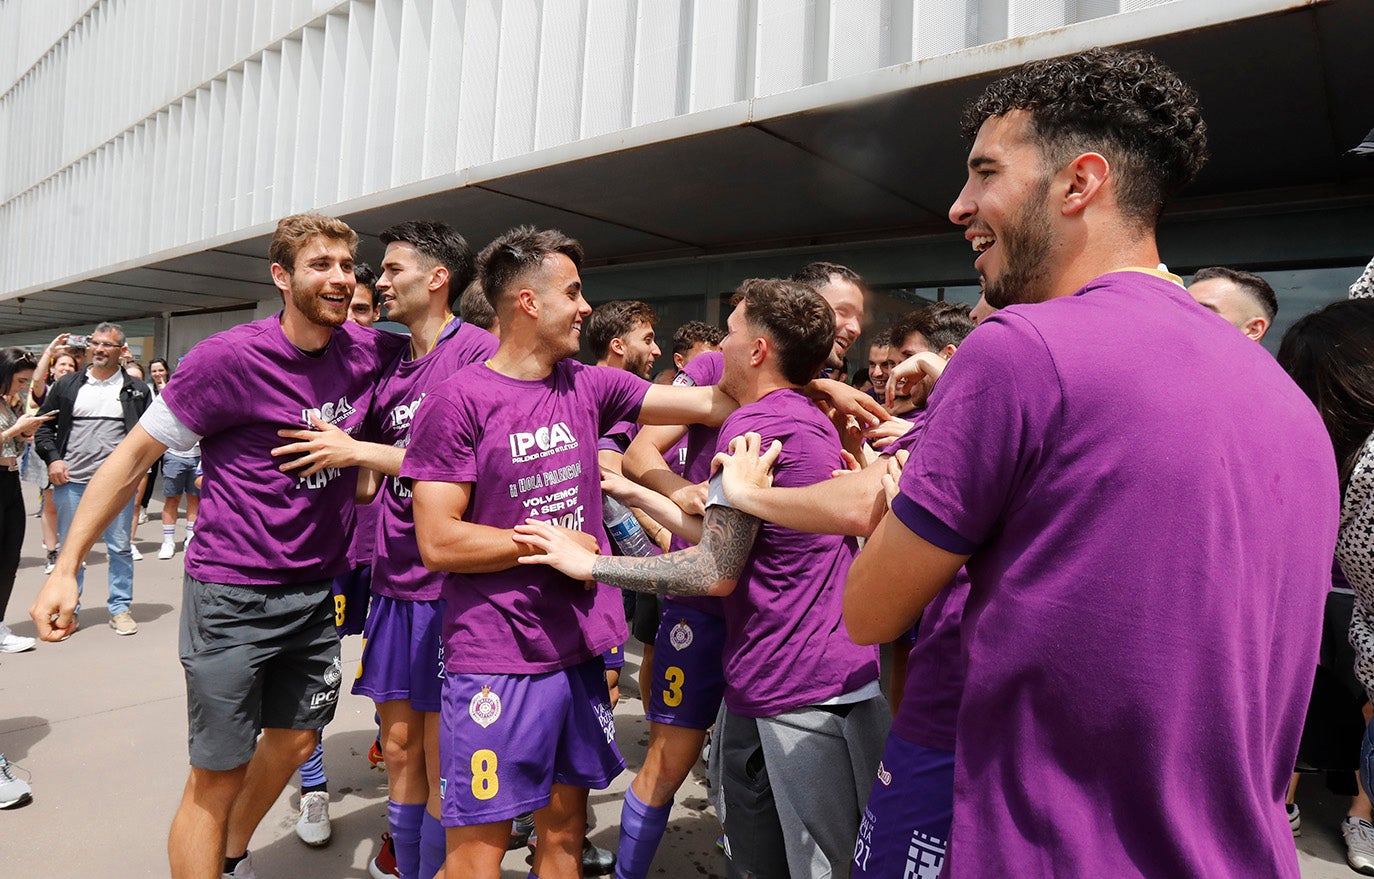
[590,506,760,597]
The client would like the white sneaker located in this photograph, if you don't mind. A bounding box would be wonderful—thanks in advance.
[221,852,258,879]
[130,545,144,561]
[0,754,32,808]
[1343,816,1374,876]
[295,790,331,846]
[157,539,175,560]
[184,530,194,548]
[137,509,148,524]
[0,623,35,654]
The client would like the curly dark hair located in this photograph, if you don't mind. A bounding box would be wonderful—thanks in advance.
[585,300,658,361]
[672,320,725,355]
[961,48,1208,227]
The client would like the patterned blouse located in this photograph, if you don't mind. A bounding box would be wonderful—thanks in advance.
[1343,433,1374,700]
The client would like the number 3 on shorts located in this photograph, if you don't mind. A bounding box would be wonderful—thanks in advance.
[663,666,685,707]
[471,749,499,800]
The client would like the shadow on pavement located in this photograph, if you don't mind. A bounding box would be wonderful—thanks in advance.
[0,716,50,761]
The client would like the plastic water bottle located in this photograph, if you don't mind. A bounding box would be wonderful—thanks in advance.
[603,495,656,557]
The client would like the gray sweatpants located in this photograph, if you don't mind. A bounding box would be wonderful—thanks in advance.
[723,695,891,878]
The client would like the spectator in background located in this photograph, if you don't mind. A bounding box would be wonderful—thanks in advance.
[123,361,151,561]
[0,348,49,654]
[155,357,199,561]
[1278,298,1374,876]
[38,351,78,573]
[348,262,380,327]
[136,357,173,525]
[34,322,153,636]
[670,321,724,373]
[1188,266,1278,342]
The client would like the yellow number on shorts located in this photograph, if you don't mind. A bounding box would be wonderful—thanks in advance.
[471,749,499,800]
[355,638,366,680]
[662,666,685,707]
[334,594,346,628]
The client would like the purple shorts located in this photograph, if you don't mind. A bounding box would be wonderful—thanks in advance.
[438,657,625,826]
[351,594,445,712]
[646,603,726,730]
[852,734,954,879]
[330,564,372,637]
[603,643,625,671]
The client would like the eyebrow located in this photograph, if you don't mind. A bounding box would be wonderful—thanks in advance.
[968,155,997,171]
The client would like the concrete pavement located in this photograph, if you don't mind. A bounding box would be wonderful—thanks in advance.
[0,476,1363,877]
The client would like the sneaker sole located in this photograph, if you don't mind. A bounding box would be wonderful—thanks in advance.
[0,792,32,809]
[110,624,138,636]
[296,830,331,847]
[0,642,36,654]
[1350,858,1374,877]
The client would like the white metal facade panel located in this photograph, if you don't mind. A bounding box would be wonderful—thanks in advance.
[0,0,1249,300]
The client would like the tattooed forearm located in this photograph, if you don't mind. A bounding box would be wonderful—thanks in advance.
[590,506,760,597]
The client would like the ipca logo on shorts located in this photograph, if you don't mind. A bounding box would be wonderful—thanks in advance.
[301,395,356,428]
[508,422,577,463]
[312,657,344,707]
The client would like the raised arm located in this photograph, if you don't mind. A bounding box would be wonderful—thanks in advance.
[637,383,737,428]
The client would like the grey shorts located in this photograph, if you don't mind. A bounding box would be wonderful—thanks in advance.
[179,574,342,771]
[161,453,200,497]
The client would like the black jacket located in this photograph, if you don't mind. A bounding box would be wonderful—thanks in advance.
[35,369,153,465]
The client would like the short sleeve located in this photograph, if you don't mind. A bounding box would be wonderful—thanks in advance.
[139,395,203,451]
[891,312,1061,555]
[159,337,242,437]
[400,391,479,484]
[583,365,650,436]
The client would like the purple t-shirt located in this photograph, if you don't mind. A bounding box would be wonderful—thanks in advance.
[665,352,726,616]
[161,316,407,585]
[348,500,381,568]
[881,409,966,753]
[400,360,649,675]
[371,321,499,601]
[891,271,1338,877]
[711,387,879,717]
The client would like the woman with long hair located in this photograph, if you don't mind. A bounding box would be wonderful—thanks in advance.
[136,358,171,523]
[38,351,79,572]
[0,347,52,652]
[1278,298,1374,870]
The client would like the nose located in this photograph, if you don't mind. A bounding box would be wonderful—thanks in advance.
[577,295,592,317]
[651,342,661,357]
[949,182,975,226]
[328,263,349,285]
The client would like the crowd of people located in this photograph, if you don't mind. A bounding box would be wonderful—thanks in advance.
[1,45,1372,879]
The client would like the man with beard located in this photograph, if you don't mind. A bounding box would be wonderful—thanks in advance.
[845,49,1337,877]
[881,303,974,416]
[34,321,152,636]
[31,214,408,879]
[269,220,500,878]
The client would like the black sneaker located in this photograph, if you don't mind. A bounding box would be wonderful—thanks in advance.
[523,825,616,876]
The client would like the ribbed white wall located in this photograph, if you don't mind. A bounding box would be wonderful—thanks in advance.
[0,0,1178,298]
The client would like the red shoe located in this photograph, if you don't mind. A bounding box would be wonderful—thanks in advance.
[368,832,400,878]
[367,738,385,771]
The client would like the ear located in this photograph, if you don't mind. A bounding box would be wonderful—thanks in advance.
[673,352,686,371]
[516,287,539,320]
[610,337,627,358]
[270,263,293,296]
[938,343,958,361]
[1243,317,1269,343]
[750,336,768,368]
[1061,152,1110,217]
[429,265,449,294]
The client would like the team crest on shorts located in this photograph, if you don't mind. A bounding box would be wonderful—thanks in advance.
[469,686,502,728]
[669,620,694,652]
[876,760,892,787]
[323,656,343,689]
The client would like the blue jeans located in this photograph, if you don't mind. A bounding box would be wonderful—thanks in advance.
[53,480,134,616]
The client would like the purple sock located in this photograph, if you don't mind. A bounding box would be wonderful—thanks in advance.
[388,800,425,879]
[418,810,446,879]
[616,786,673,879]
[527,873,541,879]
